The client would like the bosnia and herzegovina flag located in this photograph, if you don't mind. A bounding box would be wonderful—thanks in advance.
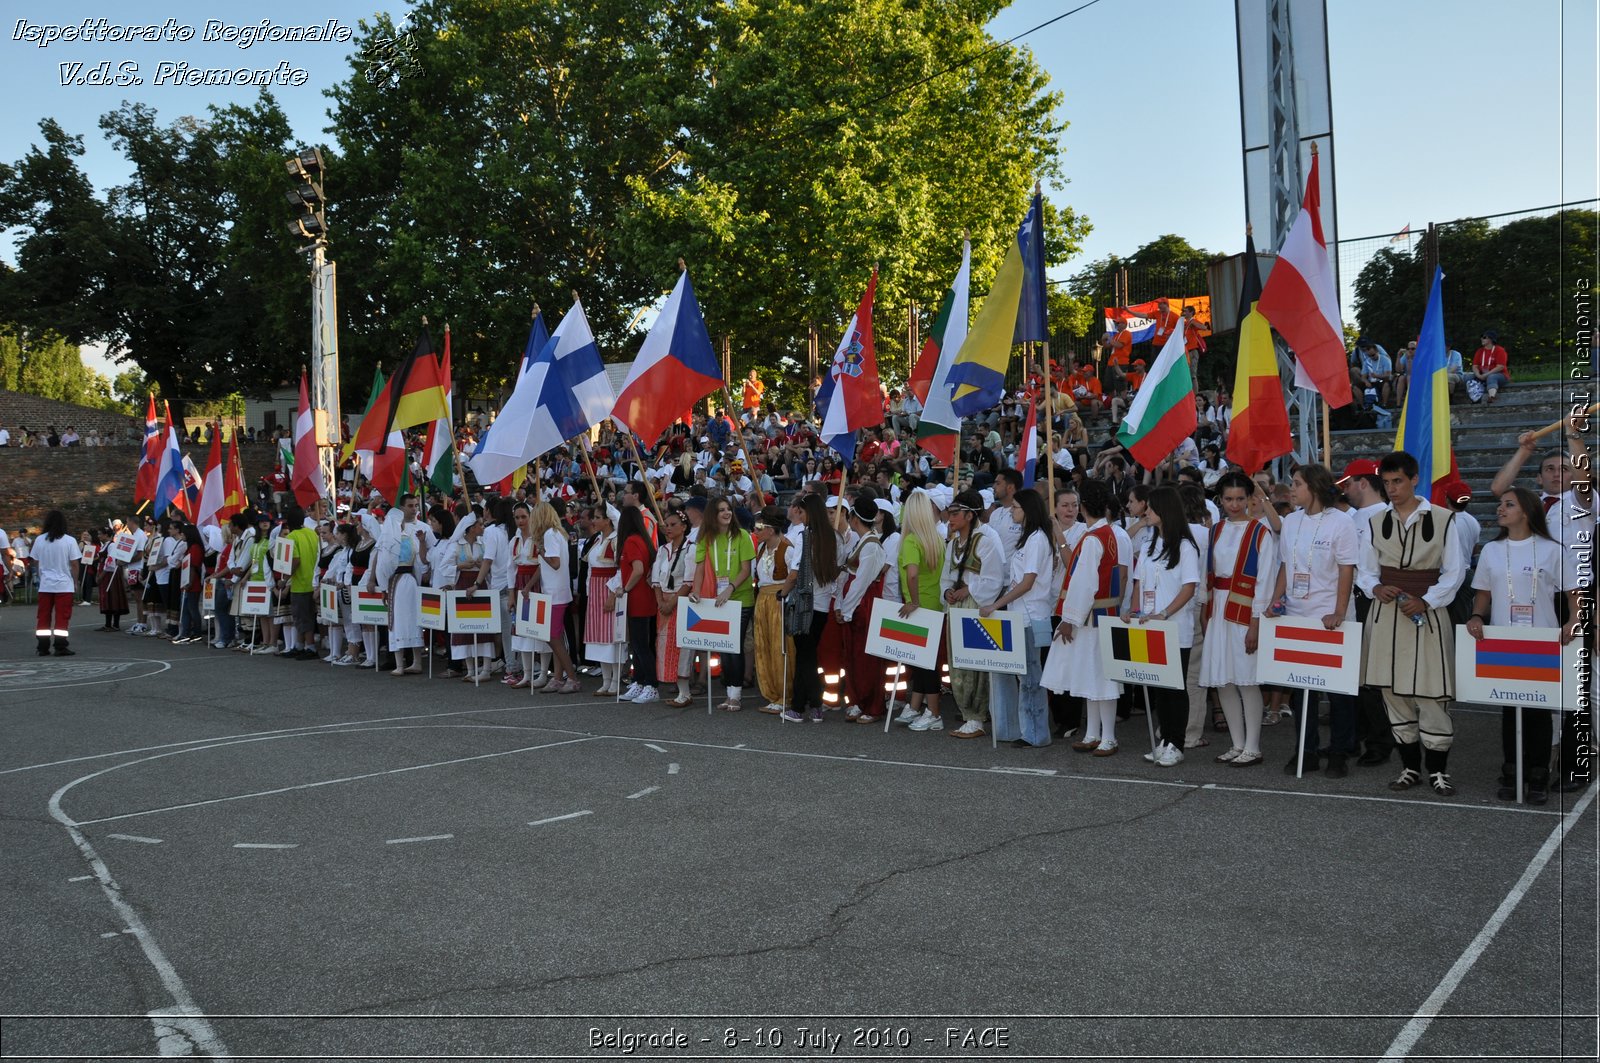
[947,188,1048,418]
[1227,230,1292,474]
[961,615,1012,652]
[1396,266,1454,499]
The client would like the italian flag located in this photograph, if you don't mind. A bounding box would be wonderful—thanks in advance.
[1116,320,1197,469]
[910,238,970,465]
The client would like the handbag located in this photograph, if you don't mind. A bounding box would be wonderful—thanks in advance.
[783,530,814,636]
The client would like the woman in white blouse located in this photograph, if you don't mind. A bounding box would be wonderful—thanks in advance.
[1122,486,1199,767]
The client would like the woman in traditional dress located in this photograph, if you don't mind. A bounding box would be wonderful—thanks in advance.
[583,506,625,695]
[836,497,888,723]
[653,506,696,706]
[1123,486,1200,767]
[751,506,793,714]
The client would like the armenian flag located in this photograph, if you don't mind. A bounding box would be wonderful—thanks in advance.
[1473,635,1562,683]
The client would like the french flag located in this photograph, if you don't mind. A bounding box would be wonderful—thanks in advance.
[611,269,722,447]
[1016,391,1040,488]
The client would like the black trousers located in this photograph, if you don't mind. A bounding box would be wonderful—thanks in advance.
[1147,648,1192,749]
[790,610,826,712]
[627,615,657,686]
[1501,708,1554,777]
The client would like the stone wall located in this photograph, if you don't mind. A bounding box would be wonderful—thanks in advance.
[0,443,282,532]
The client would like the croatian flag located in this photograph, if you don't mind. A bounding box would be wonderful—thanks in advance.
[468,297,616,485]
[611,270,722,446]
[818,271,880,465]
[1016,392,1041,488]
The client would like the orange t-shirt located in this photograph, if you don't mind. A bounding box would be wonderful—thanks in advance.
[1107,331,1132,367]
[742,377,764,410]
[1150,311,1180,350]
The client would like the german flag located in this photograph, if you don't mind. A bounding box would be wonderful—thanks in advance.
[1110,625,1168,666]
[419,590,443,618]
[454,594,494,620]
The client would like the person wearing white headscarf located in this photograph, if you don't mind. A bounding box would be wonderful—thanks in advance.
[369,494,427,675]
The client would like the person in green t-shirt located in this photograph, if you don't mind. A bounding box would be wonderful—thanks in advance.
[282,506,322,659]
[693,496,755,709]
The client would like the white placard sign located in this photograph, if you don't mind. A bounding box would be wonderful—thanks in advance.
[864,597,943,670]
[946,608,1028,675]
[1256,617,1362,695]
[674,597,742,653]
[1095,616,1185,690]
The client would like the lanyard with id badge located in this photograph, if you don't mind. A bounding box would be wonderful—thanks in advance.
[1291,513,1326,600]
[1505,540,1538,627]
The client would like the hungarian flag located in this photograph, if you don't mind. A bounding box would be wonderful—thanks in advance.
[292,370,329,506]
[1116,317,1197,469]
[1227,231,1292,473]
[818,270,880,465]
[910,238,970,466]
[221,431,246,521]
[423,326,455,494]
[1257,150,1352,407]
[196,428,225,527]
[134,393,161,505]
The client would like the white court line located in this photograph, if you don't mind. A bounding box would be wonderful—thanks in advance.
[0,658,172,694]
[626,786,661,800]
[99,931,120,939]
[68,874,92,882]
[668,763,680,775]
[69,735,600,826]
[644,743,668,754]
[1382,784,1598,1060]
[385,834,453,845]
[991,766,1058,777]
[233,843,298,850]
[528,811,592,827]
[1200,781,1565,817]
[0,700,601,776]
[105,833,162,844]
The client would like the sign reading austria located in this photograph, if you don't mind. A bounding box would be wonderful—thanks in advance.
[946,608,1027,675]
[1256,617,1361,695]
[864,598,943,670]
[1095,616,1184,689]
[675,598,741,653]
[1454,625,1582,709]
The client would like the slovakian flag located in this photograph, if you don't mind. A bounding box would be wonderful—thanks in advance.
[1016,391,1041,488]
[1227,230,1293,474]
[135,394,161,505]
[818,270,880,465]
[1257,149,1352,407]
[909,237,970,466]
[1110,624,1169,666]
[611,269,722,447]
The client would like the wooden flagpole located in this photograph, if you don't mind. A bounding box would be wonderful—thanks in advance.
[576,435,604,502]
[1041,342,1056,502]
[624,431,665,525]
[1321,398,1333,469]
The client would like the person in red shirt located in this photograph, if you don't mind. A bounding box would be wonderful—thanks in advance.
[1124,360,1147,393]
[1471,329,1511,403]
[1101,324,1132,369]
[1182,305,1208,376]
[613,506,660,701]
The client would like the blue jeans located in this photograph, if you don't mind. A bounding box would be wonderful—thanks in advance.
[177,591,203,639]
[214,583,236,645]
[989,619,1052,745]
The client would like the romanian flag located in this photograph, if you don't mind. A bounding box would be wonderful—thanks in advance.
[1395,266,1453,497]
[419,590,444,619]
[880,617,931,648]
[1270,623,1347,668]
[1474,635,1562,683]
[1227,231,1292,474]
[686,607,730,635]
[454,594,495,620]
[1110,625,1169,666]
[961,615,1013,653]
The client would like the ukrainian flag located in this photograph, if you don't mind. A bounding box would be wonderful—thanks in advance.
[1395,266,1451,493]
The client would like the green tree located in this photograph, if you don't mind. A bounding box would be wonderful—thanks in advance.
[0,326,123,409]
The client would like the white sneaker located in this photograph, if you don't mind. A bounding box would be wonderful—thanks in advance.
[845,705,863,720]
[622,683,642,701]
[908,709,942,732]
[250,645,277,655]
[951,720,986,738]
[631,686,659,704]
[332,654,355,666]
[1156,743,1185,767]
[895,705,921,725]
[489,658,506,675]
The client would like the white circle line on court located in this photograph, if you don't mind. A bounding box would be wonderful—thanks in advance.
[0,658,172,692]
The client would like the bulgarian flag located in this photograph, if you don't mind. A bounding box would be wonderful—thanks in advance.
[1226,230,1292,473]
[910,237,970,466]
[423,326,455,494]
[1116,316,1197,469]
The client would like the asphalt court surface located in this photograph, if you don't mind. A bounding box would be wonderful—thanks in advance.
[0,613,1596,1061]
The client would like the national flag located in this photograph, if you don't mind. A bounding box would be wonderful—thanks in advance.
[221,431,245,521]
[1103,297,1213,344]
[152,401,187,518]
[961,615,1013,653]
[197,429,225,527]
[292,370,329,506]
[378,328,451,447]
[1391,224,1412,243]
[1256,150,1352,406]
[176,454,203,519]
[423,328,455,494]
[349,369,409,504]
[1473,635,1562,683]
[947,190,1047,417]
[419,589,444,618]
[880,616,931,648]
[612,269,723,446]
[1396,266,1453,496]
[1016,393,1040,488]
[467,296,616,485]
[517,593,549,627]
[1227,230,1293,473]
[135,394,160,504]
[453,594,495,620]
[1116,317,1197,468]
[1110,624,1170,666]
[318,583,339,618]
[910,238,971,466]
[818,270,880,465]
[1270,623,1348,669]
[243,581,271,610]
[686,607,731,635]
[354,589,389,622]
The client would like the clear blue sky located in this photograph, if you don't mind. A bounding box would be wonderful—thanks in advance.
[2,0,1594,375]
